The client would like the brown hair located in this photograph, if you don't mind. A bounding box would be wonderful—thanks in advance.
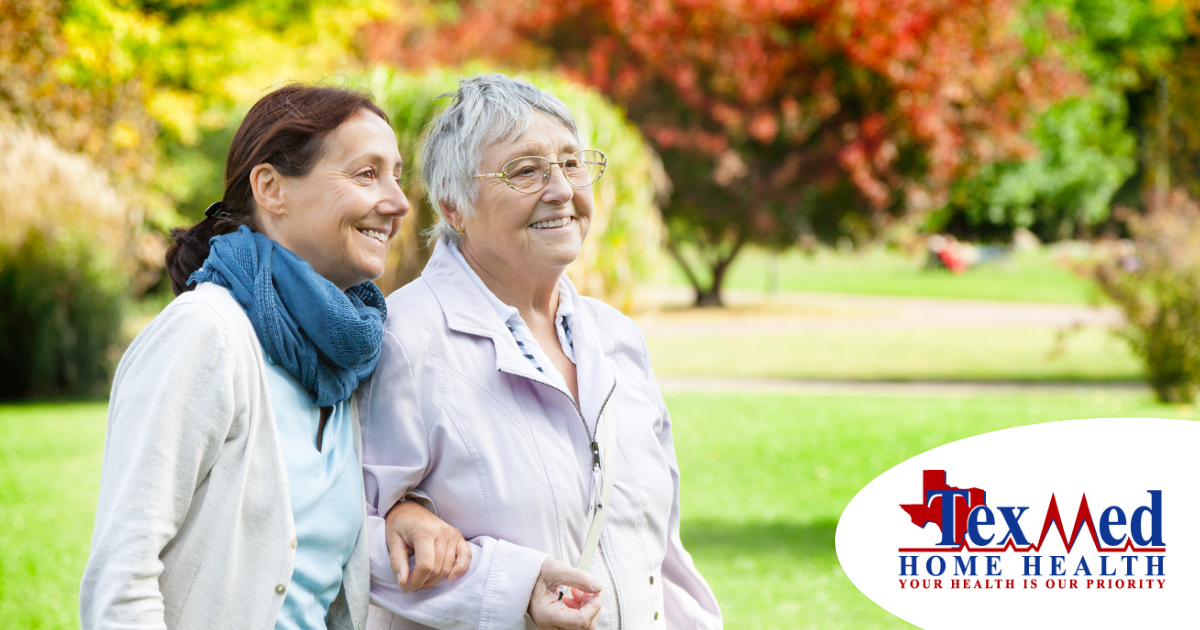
[165,84,389,295]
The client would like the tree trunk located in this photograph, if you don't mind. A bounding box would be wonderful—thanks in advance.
[667,233,746,308]
[690,235,745,307]
[694,288,724,307]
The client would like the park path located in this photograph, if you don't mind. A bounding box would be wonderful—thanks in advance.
[654,375,1145,396]
[632,285,1133,395]
[632,285,1121,336]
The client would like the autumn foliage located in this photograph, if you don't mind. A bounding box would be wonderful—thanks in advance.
[368,0,1082,304]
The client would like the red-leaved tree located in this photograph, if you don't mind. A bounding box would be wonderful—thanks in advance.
[367,0,1081,305]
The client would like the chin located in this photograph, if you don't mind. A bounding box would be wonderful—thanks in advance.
[537,245,581,270]
[348,261,386,286]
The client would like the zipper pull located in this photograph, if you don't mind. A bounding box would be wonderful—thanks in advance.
[591,439,601,469]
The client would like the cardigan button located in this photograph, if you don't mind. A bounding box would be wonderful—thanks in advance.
[290,537,298,549]
[654,612,659,621]
[275,584,287,595]
[649,576,654,585]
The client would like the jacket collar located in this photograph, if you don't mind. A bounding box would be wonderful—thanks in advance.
[422,238,617,427]
[422,239,522,368]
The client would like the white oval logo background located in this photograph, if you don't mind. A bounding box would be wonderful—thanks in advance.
[835,418,1200,629]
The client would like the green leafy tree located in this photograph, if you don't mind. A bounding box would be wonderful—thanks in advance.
[0,0,156,179]
[938,0,1187,241]
[56,0,392,227]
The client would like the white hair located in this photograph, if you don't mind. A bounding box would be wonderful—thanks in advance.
[421,74,581,245]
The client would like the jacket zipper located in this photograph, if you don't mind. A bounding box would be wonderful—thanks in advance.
[498,367,623,629]
[597,540,623,630]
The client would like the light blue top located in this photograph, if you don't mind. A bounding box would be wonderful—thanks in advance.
[264,347,364,630]
[447,241,576,394]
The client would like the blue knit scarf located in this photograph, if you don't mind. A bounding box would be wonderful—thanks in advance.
[188,226,387,407]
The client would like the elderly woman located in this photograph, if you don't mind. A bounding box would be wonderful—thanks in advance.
[80,85,469,630]
[361,75,722,629]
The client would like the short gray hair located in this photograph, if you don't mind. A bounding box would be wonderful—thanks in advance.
[421,74,581,245]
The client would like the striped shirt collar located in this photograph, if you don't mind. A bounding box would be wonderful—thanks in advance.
[447,241,577,392]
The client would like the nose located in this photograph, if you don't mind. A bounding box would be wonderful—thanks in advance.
[540,162,575,205]
[378,175,412,218]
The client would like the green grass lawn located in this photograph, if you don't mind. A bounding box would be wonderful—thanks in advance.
[648,325,1141,382]
[0,403,106,630]
[667,246,1097,304]
[2,391,1190,629]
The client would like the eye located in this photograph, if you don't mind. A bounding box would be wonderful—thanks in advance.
[359,168,377,181]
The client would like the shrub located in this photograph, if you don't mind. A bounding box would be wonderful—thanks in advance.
[0,232,125,399]
[1092,190,1200,403]
[0,125,134,400]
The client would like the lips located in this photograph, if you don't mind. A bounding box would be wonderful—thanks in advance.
[531,216,573,229]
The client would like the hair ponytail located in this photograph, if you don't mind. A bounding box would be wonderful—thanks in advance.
[164,83,389,296]
[165,214,254,296]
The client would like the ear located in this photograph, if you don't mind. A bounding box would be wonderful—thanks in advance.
[250,164,286,217]
[439,200,463,230]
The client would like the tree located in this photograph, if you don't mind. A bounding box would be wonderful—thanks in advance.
[366,0,1079,305]
[4,0,398,294]
[935,0,1187,241]
[57,0,393,226]
[1,0,156,181]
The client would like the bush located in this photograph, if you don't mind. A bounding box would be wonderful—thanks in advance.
[1092,190,1200,403]
[0,125,135,399]
[0,232,125,400]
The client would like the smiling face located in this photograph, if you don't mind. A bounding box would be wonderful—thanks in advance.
[257,110,410,290]
[458,112,593,285]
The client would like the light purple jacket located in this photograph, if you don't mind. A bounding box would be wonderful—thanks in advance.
[359,240,722,630]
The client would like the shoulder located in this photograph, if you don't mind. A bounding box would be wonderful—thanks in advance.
[163,281,247,325]
[382,278,444,347]
[107,284,261,439]
[384,278,441,328]
[144,284,252,344]
[116,283,258,382]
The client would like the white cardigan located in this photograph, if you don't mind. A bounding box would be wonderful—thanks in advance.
[80,282,369,630]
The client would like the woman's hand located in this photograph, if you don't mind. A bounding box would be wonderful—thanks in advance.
[527,558,604,630]
[384,500,472,592]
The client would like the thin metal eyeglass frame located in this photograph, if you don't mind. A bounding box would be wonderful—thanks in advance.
[475,149,607,194]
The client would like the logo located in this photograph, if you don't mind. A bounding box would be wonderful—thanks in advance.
[895,470,1165,592]
[834,418,1198,628]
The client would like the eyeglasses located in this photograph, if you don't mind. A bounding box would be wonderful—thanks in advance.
[476,149,607,194]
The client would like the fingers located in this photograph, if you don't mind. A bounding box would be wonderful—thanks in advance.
[541,558,604,594]
[405,532,442,593]
[387,528,412,588]
[385,499,474,592]
[562,587,602,610]
[449,537,472,581]
[417,528,460,590]
[529,559,606,630]
[578,592,602,629]
[531,593,600,630]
